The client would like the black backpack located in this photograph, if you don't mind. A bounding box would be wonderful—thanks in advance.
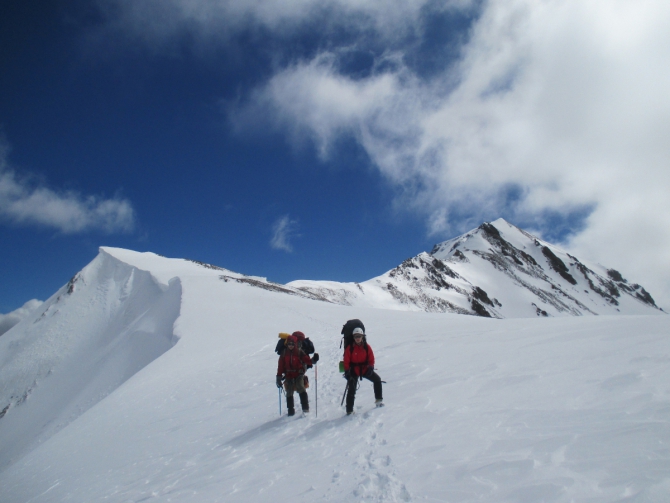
[301,337,315,354]
[341,319,365,349]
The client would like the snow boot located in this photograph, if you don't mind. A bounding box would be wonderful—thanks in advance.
[299,391,309,413]
[287,395,295,416]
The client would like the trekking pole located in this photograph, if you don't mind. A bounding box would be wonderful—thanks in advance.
[278,387,282,416]
[315,364,318,418]
[340,381,349,407]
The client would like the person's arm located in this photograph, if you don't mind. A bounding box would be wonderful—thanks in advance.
[301,352,313,368]
[367,346,375,369]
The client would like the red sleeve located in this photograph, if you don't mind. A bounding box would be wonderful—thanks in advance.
[367,345,375,368]
[343,346,350,370]
[302,352,312,368]
[277,355,285,376]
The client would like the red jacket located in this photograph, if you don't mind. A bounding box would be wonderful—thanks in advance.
[277,349,312,379]
[343,343,375,377]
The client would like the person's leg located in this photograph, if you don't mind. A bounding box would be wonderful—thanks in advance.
[364,371,383,401]
[296,374,309,412]
[345,376,358,414]
[299,392,309,412]
[285,378,296,416]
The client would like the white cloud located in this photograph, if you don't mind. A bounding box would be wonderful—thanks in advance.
[0,146,136,234]
[270,215,299,252]
[97,0,465,46]
[0,299,43,337]
[244,0,670,307]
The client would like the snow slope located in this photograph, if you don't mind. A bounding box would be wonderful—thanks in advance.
[290,219,663,318]
[1,247,670,502]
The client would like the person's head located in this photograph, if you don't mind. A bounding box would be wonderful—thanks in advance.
[292,331,305,343]
[352,327,365,344]
[286,335,297,350]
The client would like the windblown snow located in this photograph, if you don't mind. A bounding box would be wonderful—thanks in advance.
[0,237,669,502]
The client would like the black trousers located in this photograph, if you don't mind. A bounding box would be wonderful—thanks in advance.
[346,371,382,413]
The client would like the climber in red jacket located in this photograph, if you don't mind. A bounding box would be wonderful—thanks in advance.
[343,327,383,415]
[276,335,314,416]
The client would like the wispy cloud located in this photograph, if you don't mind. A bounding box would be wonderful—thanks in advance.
[0,144,136,234]
[0,299,43,336]
[270,215,299,252]
[96,0,461,47]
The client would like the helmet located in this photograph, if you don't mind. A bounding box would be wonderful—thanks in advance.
[352,327,365,336]
[292,331,306,342]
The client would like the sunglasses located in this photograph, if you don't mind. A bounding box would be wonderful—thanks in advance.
[354,334,363,338]
[286,342,295,346]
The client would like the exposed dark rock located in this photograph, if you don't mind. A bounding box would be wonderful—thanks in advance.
[187,259,225,271]
[607,269,627,283]
[452,250,468,262]
[66,273,81,294]
[470,299,492,317]
[472,249,595,315]
[431,258,459,279]
[532,303,548,317]
[0,404,9,419]
[631,285,657,307]
[571,257,621,305]
[219,275,330,303]
[472,286,494,307]
[541,247,577,285]
[402,258,419,269]
[480,223,538,267]
[384,281,471,314]
[479,222,503,241]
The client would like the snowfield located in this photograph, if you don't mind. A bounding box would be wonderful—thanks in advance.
[1,247,669,502]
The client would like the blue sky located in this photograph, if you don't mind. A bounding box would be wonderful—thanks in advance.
[2,0,670,313]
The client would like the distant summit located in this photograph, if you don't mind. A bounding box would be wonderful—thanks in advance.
[290,218,663,318]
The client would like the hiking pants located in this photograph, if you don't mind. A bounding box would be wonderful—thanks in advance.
[284,375,309,414]
[346,371,382,413]
[283,375,306,396]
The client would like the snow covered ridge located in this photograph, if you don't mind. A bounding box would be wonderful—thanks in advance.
[0,246,336,467]
[0,248,183,464]
[290,218,664,318]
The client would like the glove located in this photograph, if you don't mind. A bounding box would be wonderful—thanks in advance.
[364,366,374,377]
[276,375,283,388]
[311,353,320,364]
[343,370,350,380]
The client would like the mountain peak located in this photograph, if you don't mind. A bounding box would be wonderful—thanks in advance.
[293,220,663,318]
